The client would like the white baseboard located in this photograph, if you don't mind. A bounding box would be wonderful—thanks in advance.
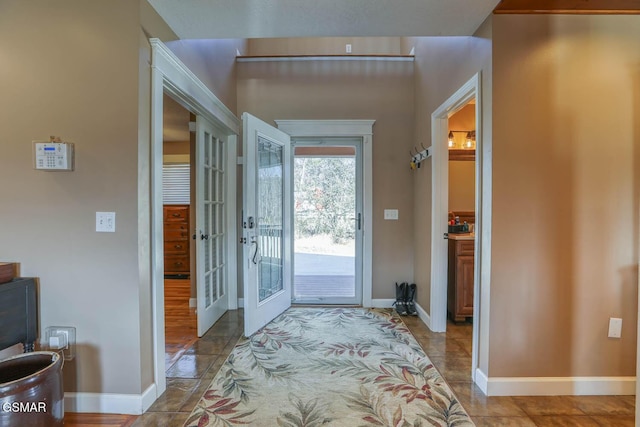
[64,383,157,415]
[371,298,395,308]
[189,298,196,308]
[475,368,489,394]
[414,302,431,330]
[483,375,635,396]
[238,298,244,308]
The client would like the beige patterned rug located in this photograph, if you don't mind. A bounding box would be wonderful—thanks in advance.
[185,308,474,426]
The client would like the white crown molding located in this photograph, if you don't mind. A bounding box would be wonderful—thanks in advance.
[237,56,414,63]
[150,38,240,135]
[275,120,375,138]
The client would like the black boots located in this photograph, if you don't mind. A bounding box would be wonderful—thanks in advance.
[406,283,417,316]
[393,282,408,316]
[393,282,417,316]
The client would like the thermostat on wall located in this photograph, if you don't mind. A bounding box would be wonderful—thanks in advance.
[33,140,75,171]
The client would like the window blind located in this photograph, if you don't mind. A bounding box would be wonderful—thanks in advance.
[163,163,190,205]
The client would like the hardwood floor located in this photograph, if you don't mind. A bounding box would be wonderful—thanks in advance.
[63,413,138,427]
[163,279,197,369]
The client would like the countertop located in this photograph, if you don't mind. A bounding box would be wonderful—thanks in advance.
[448,232,475,241]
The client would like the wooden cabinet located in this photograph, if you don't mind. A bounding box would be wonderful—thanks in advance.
[163,205,190,277]
[447,238,474,322]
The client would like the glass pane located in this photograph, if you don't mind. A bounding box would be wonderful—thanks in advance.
[211,138,217,169]
[210,270,218,303]
[204,204,211,272]
[211,232,218,268]
[218,141,224,171]
[257,136,284,302]
[219,264,225,297]
[293,154,357,299]
[204,167,210,202]
[204,132,211,166]
[204,272,211,307]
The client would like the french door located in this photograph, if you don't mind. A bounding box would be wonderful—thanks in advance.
[242,113,292,337]
[195,116,228,336]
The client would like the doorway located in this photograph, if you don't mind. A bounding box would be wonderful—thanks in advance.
[275,120,375,307]
[161,95,197,372]
[151,38,240,397]
[292,139,363,305]
[430,73,488,389]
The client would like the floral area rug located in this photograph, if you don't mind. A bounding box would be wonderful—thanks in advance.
[185,308,474,426]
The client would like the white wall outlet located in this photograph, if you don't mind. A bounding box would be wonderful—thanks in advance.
[96,212,116,232]
[608,317,622,338]
[346,44,352,53]
[384,209,399,220]
[45,326,76,360]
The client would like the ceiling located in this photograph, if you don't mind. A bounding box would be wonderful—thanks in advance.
[147,0,501,39]
[156,0,500,143]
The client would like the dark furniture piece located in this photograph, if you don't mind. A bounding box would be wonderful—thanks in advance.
[447,238,474,322]
[0,278,37,352]
[163,205,190,278]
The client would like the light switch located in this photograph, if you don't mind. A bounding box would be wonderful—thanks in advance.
[608,317,622,338]
[96,212,116,232]
[384,209,399,220]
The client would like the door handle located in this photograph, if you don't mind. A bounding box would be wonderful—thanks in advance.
[200,232,209,240]
[251,240,259,264]
[443,233,449,240]
[351,213,362,230]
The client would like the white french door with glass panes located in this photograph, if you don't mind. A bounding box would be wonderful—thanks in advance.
[195,116,228,336]
[242,113,292,337]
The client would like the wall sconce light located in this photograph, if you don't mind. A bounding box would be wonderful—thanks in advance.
[465,131,473,149]
[448,130,476,150]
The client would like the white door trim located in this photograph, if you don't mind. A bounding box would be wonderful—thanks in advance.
[150,38,240,397]
[430,73,490,388]
[275,120,375,307]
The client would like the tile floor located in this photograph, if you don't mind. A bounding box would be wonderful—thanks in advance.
[131,309,635,426]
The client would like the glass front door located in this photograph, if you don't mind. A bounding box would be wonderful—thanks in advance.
[292,140,362,305]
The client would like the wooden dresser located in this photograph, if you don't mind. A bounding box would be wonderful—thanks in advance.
[447,234,474,322]
[163,205,190,277]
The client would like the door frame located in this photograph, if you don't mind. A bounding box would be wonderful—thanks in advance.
[430,72,491,389]
[275,120,375,307]
[150,38,240,397]
[291,138,364,305]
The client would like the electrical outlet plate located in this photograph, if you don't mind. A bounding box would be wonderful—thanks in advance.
[608,318,622,338]
[45,326,76,360]
[96,212,116,232]
[384,209,399,220]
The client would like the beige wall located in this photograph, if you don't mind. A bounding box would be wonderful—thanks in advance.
[237,59,415,299]
[247,37,404,56]
[166,39,248,114]
[0,0,150,394]
[409,18,493,329]
[491,14,639,377]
